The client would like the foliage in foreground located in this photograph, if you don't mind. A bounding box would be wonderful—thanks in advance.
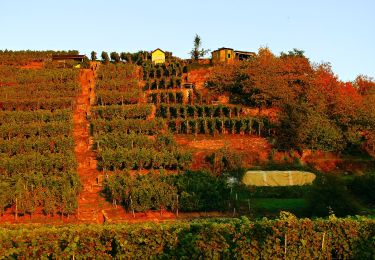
[0,215,373,259]
[104,171,230,213]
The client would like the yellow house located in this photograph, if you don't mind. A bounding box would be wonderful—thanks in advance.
[211,47,255,64]
[211,48,235,64]
[151,48,165,64]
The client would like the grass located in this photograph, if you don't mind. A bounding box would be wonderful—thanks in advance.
[240,198,311,218]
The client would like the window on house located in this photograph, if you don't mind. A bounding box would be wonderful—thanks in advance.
[228,53,231,58]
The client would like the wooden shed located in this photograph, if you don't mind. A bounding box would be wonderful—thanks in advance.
[52,55,86,62]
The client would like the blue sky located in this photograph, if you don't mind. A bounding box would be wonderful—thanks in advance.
[1,0,374,81]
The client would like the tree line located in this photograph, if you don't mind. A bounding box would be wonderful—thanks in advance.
[206,48,375,153]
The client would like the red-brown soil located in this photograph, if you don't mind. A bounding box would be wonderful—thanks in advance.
[242,107,280,122]
[19,61,43,69]
[0,82,16,87]
[188,67,213,89]
[175,134,272,170]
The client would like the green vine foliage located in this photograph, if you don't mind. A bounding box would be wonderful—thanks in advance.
[0,217,373,259]
[104,171,229,213]
[91,104,153,120]
[104,173,177,212]
[0,63,81,217]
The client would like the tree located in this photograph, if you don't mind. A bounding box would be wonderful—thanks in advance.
[354,75,375,95]
[190,34,210,60]
[120,52,127,62]
[90,51,97,61]
[110,52,120,63]
[101,51,109,64]
[280,48,305,58]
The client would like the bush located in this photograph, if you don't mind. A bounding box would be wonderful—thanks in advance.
[306,174,360,217]
[348,174,375,204]
[167,171,230,212]
[104,173,177,212]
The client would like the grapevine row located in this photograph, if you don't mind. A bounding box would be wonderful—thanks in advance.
[0,121,72,139]
[156,104,243,119]
[91,118,166,135]
[166,117,270,136]
[97,147,191,171]
[0,98,75,111]
[91,104,153,120]
[0,136,74,155]
[0,109,71,124]
[0,217,372,259]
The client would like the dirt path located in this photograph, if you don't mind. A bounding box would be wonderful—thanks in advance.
[74,63,127,223]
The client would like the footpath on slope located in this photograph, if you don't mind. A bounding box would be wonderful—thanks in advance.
[74,64,127,223]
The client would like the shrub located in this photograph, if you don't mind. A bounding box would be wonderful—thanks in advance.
[306,174,360,217]
[348,174,375,204]
[104,173,177,212]
[167,171,230,212]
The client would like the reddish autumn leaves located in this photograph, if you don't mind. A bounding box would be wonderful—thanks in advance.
[206,48,375,152]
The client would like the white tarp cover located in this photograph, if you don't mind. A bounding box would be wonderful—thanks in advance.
[242,171,316,186]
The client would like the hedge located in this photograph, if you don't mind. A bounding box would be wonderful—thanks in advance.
[0,216,373,259]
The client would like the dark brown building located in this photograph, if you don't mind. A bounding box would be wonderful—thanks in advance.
[52,55,86,62]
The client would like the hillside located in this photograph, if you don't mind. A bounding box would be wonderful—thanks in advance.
[0,50,374,225]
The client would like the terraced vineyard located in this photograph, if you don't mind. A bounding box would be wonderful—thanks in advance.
[91,64,193,174]
[88,62,275,216]
[0,64,81,219]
